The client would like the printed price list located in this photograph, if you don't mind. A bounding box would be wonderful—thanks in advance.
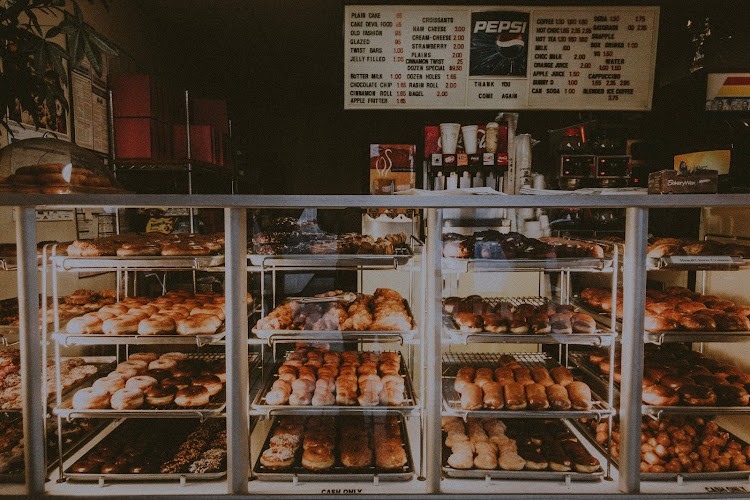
[346,7,470,108]
[527,8,657,109]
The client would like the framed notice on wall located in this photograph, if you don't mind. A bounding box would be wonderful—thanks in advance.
[344,5,659,110]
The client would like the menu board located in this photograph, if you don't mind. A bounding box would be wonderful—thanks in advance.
[344,5,659,110]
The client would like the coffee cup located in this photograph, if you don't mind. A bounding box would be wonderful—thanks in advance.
[461,125,478,154]
[485,122,500,153]
[440,123,461,154]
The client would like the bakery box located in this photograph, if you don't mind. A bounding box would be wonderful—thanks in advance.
[647,169,718,194]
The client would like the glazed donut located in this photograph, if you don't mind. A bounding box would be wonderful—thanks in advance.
[137,315,176,335]
[115,366,141,379]
[174,385,210,407]
[148,358,177,371]
[260,447,295,470]
[70,460,98,473]
[152,298,174,307]
[125,375,158,392]
[292,379,315,393]
[171,363,199,378]
[98,304,130,316]
[265,389,289,405]
[124,310,150,321]
[116,245,160,257]
[128,352,158,363]
[144,384,177,406]
[93,310,116,321]
[130,304,159,316]
[161,244,211,256]
[180,299,204,310]
[191,375,223,395]
[146,368,172,382]
[289,391,312,406]
[118,359,148,372]
[121,296,150,306]
[160,352,188,361]
[191,305,226,321]
[92,376,125,395]
[312,391,336,406]
[175,314,222,336]
[110,388,144,410]
[66,315,103,335]
[162,376,192,390]
[201,362,226,383]
[301,446,335,470]
[102,315,140,335]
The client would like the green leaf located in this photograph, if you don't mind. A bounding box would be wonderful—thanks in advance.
[84,25,118,55]
[45,25,61,38]
[24,8,43,35]
[83,36,101,74]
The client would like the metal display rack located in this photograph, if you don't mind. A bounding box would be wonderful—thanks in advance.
[6,194,750,497]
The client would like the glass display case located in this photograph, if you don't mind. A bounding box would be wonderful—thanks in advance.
[3,193,750,497]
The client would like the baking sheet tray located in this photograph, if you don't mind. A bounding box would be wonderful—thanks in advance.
[648,255,747,271]
[442,420,603,481]
[252,413,414,482]
[248,245,413,268]
[252,356,418,416]
[63,419,226,482]
[54,354,226,420]
[574,419,750,481]
[442,257,613,273]
[50,254,225,271]
[442,352,613,419]
[572,297,750,344]
[252,299,417,343]
[443,297,615,346]
[568,351,750,416]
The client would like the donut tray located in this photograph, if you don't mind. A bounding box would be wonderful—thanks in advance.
[441,352,614,420]
[442,256,614,273]
[62,418,229,482]
[251,355,419,416]
[441,419,604,481]
[252,413,414,482]
[252,300,418,345]
[647,255,747,271]
[443,296,616,347]
[0,416,110,483]
[568,351,750,417]
[571,297,750,344]
[248,244,414,269]
[49,254,225,271]
[53,354,227,421]
[573,418,750,482]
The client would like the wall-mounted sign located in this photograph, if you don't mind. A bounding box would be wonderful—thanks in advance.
[706,73,750,111]
[344,5,659,110]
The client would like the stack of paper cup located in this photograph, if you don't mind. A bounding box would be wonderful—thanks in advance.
[461,125,478,154]
[440,123,461,154]
[514,134,532,193]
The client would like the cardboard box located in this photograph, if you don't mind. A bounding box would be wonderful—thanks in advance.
[648,169,718,194]
[369,144,415,195]
[173,125,216,164]
[114,117,167,159]
[110,75,167,121]
[193,98,229,135]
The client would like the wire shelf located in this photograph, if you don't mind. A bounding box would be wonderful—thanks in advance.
[443,296,615,346]
[442,352,613,419]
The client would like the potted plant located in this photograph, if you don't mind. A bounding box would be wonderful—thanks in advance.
[0,0,118,136]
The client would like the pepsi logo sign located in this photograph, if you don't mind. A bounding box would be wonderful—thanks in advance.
[473,20,528,34]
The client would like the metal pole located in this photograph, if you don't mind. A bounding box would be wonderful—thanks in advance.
[424,208,442,493]
[619,207,648,493]
[225,207,250,494]
[16,207,45,495]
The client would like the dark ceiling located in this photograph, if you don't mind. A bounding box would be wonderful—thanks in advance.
[136,0,750,194]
